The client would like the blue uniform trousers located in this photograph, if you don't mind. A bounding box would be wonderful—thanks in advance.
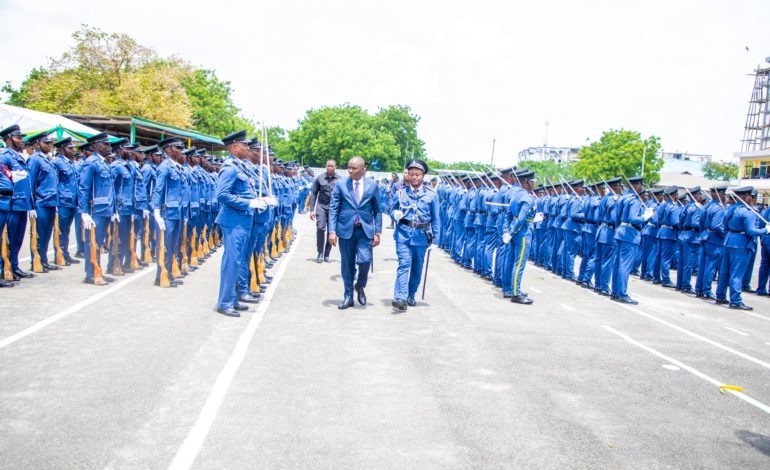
[117,214,132,267]
[338,225,372,298]
[757,244,770,294]
[32,206,56,266]
[452,220,464,262]
[595,240,615,293]
[0,210,8,273]
[715,247,751,305]
[237,224,267,296]
[217,225,250,309]
[155,219,181,283]
[510,233,531,296]
[578,232,596,285]
[677,242,700,290]
[743,244,757,289]
[74,208,84,254]
[483,228,497,277]
[658,239,677,285]
[641,235,657,280]
[83,215,110,280]
[474,227,485,273]
[58,206,77,260]
[541,228,554,268]
[552,230,564,274]
[462,227,476,268]
[612,241,638,299]
[7,210,27,270]
[494,243,509,287]
[561,230,579,280]
[393,241,427,301]
[696,242,722,296]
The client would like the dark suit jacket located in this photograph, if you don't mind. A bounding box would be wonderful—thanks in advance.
[329,176,382,239]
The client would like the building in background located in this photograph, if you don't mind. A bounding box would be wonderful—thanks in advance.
[517,146,580,164]
[734,58,770,199]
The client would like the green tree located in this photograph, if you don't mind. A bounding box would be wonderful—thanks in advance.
[573,129,663,184]
[287,104,416,171]
[702,161,738,181]
[2,25,253,136]
[516,160,575,184]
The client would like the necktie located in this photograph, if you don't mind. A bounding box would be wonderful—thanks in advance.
[354,181,360,204]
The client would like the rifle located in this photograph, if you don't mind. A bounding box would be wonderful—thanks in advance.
[130,219,140,270]
[158,228,171,287]
[727,190,769,225]
[683,187,703,208]
[110,217,123,275]
[620,173,644,203]
[190,225,199,266]
[53,212,65,265]
[89,225,107,285]
[600,176,618,196]
[2,228,13,281]
[29,216,44,273]
[143,218,152,263]
[180,220,189,273]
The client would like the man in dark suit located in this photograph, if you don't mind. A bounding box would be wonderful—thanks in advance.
[328,156,382,309]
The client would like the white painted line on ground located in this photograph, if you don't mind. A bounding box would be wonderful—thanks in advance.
[662,364,681,371]
[724,326,751,337]
[603,325,770,415]
[168,234,302,470]
[560,303,576,312]
[530,287,542,294]
[19,243,78,264]
[0,267,155,350]
[615,303,770,371]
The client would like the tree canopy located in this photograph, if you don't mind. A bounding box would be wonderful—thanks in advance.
[516,160,575,184]
[573,129,663,184]
[286,104,425,171]
[2,25,252,137]
[702,161,738,182]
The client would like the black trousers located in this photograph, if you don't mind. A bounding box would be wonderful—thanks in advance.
[315,204,332,257]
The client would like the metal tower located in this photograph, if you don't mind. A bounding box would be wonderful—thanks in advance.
[741,61,770,152]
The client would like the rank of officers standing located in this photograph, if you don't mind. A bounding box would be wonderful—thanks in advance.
[436,167,770,311]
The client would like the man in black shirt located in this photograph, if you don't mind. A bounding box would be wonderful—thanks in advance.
[309,159,339,262]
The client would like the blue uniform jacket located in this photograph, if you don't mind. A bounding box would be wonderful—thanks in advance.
[27,150,59,208]
[392,184,441,246]
[0,147,34,211]
[78,154,115,217]
[151,158,186,221]
[54,154,78,209]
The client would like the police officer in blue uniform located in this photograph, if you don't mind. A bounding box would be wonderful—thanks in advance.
[390,158,440,310]
[0,134,16,287]
[639,187,662,281]
[53,138,80,266]
[26,132,61,271]
[593,177,622,296]
[714,186,768,310]
[757,203,770,296]
[611,176,652,304]
[503,169,537,304]
[215,131,264,317]
[695,185,726,300]
[78,132,116,285]
[0,125,35,280]
[676,186,703,294]
[151,137,187,287]
[577,182,603,288]
[561,179,585,281]
[655,186,681,288]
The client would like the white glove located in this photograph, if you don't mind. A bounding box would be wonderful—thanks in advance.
[11,170,28,182]
[612,195,619,201]
[265,196,278,207]
[27,209,37,219]
[111,214,119,222]
[502,232,512,244]
[426,243,434,252]
[153,209,166,231]
[642,207,654,221]
[764,227,770,235]
[81,213,95,230]
[249,198,267,210]
[183,217,188,225]
[142,210,150,219]
[533,212,544,223]
[393,210,404,222]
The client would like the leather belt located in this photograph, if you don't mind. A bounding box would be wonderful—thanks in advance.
[0,189,12,196]
[621,222,642,231]
[399,219,430,229]
[728,229,744,234]
[602,223,615,228]
[661,225,675,230]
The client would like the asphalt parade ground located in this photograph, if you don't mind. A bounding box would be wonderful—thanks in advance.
[1,215,770,469]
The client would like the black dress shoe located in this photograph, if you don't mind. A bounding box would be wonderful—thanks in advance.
[729,303,753,311]
[121,266,135,274]
[170,279,183,286]
[238,293,261,304]
[63,259,72,266]
[681,289,696,295]
[264,275,273,282]
[391,299,407,311]
[661,283,675,288]
[84,278,108,286]
[74,251,85,259]
[743,287,757,294]
[511,295,533,305]
[695,292,703,298]
[615,296,639,305]
[715,298,729,305]
[0,279,15,287]
[338,297,354,309]
[597,290,611,297]
[316,254,323,263]
[702,294,716,301]
[324,257,330,263]
[233,304,251,312]
[43,263,61,271]
[68,257,81,264]
[153,279,177,287]
[503,292,512,298]
[103,276,116,283]
[216,307,241,317]
[757,292,769,297]
[406,297,417,307]
[248,291,262,299]
[355,286,367,305]
[652,280,661,285]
